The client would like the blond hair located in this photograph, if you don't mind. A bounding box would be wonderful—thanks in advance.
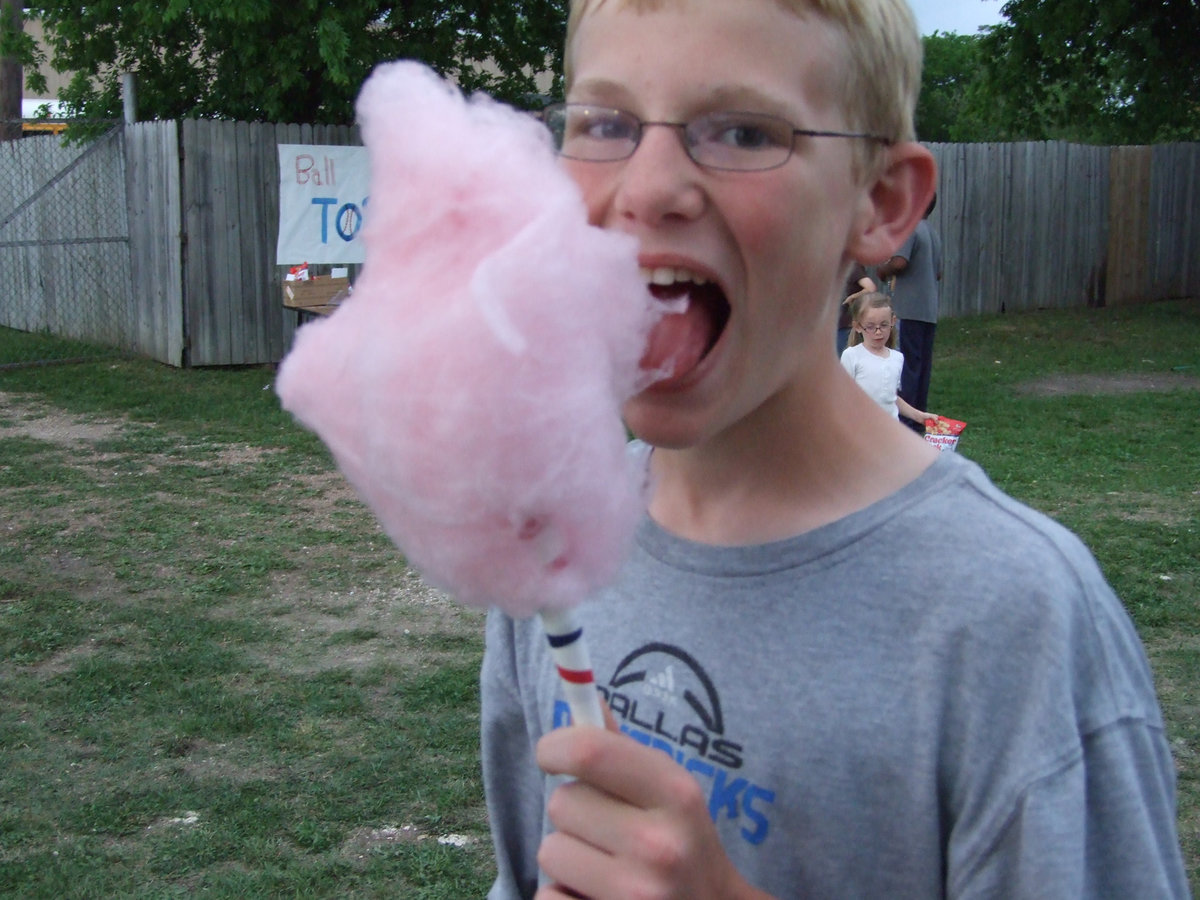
[844,290,897,349]
[564,0,923,160]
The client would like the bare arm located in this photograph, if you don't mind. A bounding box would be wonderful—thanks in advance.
[877,255,909,279]
[897,397,935,426]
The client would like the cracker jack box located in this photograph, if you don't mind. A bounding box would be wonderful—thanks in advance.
[924,417,966,452]
[282,276,352,316]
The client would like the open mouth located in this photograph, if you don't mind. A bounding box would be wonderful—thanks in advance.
[639,266,731,381]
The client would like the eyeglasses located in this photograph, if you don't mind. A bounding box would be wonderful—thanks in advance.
[858,322,893,333]
[543,103,892,172]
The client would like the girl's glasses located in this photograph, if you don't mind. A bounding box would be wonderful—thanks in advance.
[859,322,893,333]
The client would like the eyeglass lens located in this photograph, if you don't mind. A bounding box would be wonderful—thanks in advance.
[546,105,797,172]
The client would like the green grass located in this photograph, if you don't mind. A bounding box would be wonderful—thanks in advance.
[0,341,492,897]
[1,300,1198,896]
[0,329,120,370]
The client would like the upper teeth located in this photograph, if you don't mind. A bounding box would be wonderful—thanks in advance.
[640,266,710,287]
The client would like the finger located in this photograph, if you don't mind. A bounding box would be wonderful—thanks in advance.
[545,777,643,856]
[537,828,618,900]
[538,726,702,811]
[536,884,588,900]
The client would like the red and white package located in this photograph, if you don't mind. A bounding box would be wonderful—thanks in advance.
[924,416,966,452]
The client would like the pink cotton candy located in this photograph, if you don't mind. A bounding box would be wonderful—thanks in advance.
[276,61,658,618]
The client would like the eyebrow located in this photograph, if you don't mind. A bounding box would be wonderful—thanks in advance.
[567,78,635,107]
[568,79,796,120]
[701,85,794,118]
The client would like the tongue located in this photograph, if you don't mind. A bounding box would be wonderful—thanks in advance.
[640,298,711,381]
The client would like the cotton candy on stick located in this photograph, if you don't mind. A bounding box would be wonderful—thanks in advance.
[276,62,662,728]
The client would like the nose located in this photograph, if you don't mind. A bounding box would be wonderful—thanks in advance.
[611,123,706,227]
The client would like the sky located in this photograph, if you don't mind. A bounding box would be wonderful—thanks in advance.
[23,99,67,117]
[907,0,1008,35]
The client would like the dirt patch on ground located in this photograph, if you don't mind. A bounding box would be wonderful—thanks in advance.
[340,823,480,862]
[0,391,129,445]
[251,566,481,676]
[0,387,477,674]
[1014,371,1200,397]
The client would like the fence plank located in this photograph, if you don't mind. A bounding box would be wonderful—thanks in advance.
[1106,146,1153,306]
[126,121,185,366]
[212,119,237,366]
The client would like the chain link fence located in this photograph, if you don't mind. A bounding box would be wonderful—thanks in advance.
[0,121,132,369]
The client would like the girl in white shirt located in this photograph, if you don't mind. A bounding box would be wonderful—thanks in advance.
[840,291,937,426]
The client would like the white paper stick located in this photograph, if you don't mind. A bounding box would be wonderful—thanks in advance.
[539,607,606,728]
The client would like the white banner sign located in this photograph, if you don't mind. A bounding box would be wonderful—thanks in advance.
[276,144,369,265]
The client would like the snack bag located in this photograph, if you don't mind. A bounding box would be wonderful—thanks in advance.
[924,416,966,452]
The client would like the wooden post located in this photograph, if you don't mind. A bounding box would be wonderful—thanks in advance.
[122,72,137,125]
[0,0,22,141]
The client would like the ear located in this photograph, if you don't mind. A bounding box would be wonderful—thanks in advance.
[848,142,937,266]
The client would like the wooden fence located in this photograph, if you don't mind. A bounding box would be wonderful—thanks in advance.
[929,142,1109,315]
[124,119,360,366]
[928,141,1200,316]
[1,123,1197,367]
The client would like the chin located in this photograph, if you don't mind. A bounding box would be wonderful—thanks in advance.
[623,398,713,451]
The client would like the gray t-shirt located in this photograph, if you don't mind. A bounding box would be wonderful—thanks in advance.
[480,452,1188,899]
[890,219,942,323]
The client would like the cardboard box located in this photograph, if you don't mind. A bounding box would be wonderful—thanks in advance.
[282,277,351,316]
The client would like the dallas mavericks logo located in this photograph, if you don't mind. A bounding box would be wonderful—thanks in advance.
[554,641,776,846]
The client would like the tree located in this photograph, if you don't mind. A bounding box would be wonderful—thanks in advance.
[916,31,992,143]
[0,0,568,125]
[977,0,1200,143]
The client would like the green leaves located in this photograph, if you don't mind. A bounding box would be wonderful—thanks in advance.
[315,18,353,87]
[916,32,990,142]
[977,0,1200,142]
[914,2,1200,144]
[22,0,567,124]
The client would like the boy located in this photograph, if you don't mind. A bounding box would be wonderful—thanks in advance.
[480,1,1189,897]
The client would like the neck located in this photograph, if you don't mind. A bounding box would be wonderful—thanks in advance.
[646,362,936,545]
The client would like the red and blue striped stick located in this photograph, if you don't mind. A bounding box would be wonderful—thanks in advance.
[539,608,606,728]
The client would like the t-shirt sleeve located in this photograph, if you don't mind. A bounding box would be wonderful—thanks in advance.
[481,610,546,900]
[938,510,1190,899]
[839,346,857,378]
[948,719,1189,899]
